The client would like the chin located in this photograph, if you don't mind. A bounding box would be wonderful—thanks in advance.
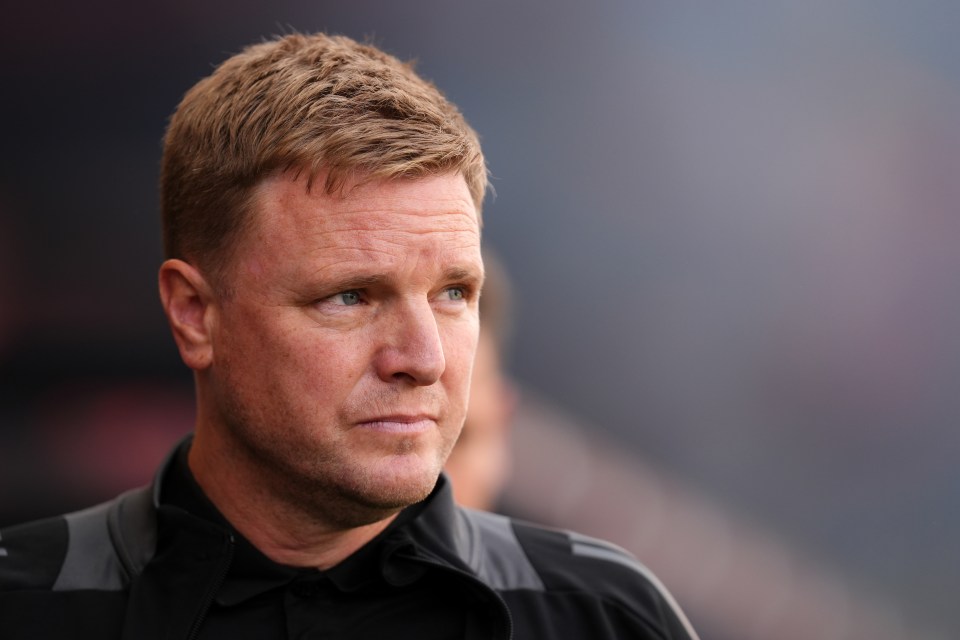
[352,454,442,507]
[319,465,438,528]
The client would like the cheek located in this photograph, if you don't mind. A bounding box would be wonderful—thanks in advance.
[442,323,480,388]
[283,327,392,408]
[282,332,357,387]
[221,315,336,395]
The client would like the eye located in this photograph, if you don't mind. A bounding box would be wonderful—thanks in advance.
[332,290,362,306]
[444,286,466,301]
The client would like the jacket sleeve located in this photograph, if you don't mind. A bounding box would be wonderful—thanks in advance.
[511,521,700,640]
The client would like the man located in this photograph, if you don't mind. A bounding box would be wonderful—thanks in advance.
[0,33,699,639]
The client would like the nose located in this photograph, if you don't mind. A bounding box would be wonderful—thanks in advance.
[374,299,446,386]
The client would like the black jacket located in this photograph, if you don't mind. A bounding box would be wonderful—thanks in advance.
[0,445,698,639]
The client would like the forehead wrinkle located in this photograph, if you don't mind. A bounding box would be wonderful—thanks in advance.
[300,220,479,265]
[284,206,479,253]
[312,209,479,237]
[299,240,481,283]
[317,223,478,243]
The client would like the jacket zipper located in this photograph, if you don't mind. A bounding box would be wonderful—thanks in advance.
[185,533,235,640]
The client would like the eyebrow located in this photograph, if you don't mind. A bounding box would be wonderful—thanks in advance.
[325,273,390,291]
[443,266,484,286]
[323,266,483,293]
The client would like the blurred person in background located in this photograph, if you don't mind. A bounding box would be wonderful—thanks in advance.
[444,251,518,511]
[0,32,698,640]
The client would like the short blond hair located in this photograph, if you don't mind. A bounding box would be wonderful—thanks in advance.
[160,32,488,282]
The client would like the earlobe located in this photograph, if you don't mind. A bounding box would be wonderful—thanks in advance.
[158,259,215,370]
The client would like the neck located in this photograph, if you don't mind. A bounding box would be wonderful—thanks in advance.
[187,428,399,570]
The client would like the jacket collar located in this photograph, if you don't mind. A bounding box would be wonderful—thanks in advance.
[111,436,508,640]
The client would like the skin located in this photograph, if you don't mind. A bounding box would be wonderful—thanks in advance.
[159,171,483,568]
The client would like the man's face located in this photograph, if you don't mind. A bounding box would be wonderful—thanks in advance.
[203,172,482,524]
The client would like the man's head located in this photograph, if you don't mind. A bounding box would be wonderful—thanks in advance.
[160,32,487,290]
[158,33,488,537]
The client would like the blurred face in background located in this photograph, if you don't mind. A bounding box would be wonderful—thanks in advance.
[445,328,516,510]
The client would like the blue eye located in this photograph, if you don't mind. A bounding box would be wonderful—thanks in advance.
[446,287,465,301]
[336,291,362,306]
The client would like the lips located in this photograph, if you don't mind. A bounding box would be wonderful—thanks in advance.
[354,415,437,433]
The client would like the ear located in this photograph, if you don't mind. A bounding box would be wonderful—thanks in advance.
[158,259,216,371]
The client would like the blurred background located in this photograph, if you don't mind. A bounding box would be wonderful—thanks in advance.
[2,2,959,638]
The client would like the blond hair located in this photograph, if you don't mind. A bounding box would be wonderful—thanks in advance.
[160,32,488,282]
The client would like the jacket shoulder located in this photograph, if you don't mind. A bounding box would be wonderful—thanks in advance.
[514,522,671,599]
[0,486,154,593]
[0,514,70,590]
[473,512,699,639]
[0,510,128,640]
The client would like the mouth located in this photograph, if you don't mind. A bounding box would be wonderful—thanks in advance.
[354,415,437,434]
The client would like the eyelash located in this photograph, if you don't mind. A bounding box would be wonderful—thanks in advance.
[325,285,472,307]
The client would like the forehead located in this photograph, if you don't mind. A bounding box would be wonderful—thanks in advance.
[235,171,482,281]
